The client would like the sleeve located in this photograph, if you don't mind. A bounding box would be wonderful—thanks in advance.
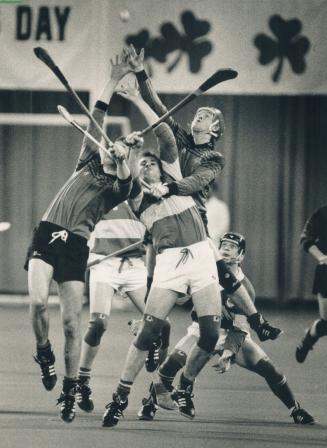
[300,209,320,252]
[112,175,133,202]
[216,259,241,294]
[165,151,225,197]
[75,100,108,171]
[135,70,190,151]
[154,123,182,181]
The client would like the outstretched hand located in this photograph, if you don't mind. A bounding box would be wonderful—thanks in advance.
[212,350,233,374]
[116,77,140,102]
[110,52,132,82]
[124,44,145,72]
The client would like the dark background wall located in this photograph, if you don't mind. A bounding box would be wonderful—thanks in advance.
[1,93,327,298]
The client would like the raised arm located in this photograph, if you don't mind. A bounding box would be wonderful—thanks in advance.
[125,45,190,148]
[164,151,225,197]
[117,80,178,165]
[76,54,131,169]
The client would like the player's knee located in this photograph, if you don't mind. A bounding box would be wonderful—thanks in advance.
[134,314,166,351]
[315,318,327,337]
[253,358,285,384]
[197,315,220,353]
[84,314,108,347]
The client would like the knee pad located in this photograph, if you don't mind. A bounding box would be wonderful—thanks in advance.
[315,319,327,337]
[197,315,220,353]
[84,314,108,347]
[134,314,166,351]
[252,358,285,385]
[160,319,171,349]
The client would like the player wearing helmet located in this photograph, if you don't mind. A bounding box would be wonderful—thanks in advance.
[139,232,314,425]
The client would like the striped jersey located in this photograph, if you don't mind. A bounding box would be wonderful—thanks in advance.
[129,123,207,254]
[41,102,132,240]
[90,201,145,258]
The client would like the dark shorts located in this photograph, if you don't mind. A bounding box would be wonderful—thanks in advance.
[24,221,89,284]
[313,264,327,296]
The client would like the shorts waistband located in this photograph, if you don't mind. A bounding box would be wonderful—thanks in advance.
[40,221,88,246]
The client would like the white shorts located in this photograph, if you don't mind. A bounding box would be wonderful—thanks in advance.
[152,240,218,295]
[89,255,147,294]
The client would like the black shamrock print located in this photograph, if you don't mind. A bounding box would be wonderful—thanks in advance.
[159,10,212,73]
[254,15,310,82]
[125,30,169,76]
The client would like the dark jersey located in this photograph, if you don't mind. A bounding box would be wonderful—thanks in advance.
[136,71,225,226]
[300,206,327,255]
[42,102,132,239]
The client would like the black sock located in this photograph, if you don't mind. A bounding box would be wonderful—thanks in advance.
[159,349,187,389]
[37,340,51,355]
[179,372,194,391]
[63,377,77,394]
[160,320,171,350]
[117,380,132,401]
[252,359,295,409]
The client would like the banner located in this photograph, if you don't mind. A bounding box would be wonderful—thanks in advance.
[0,0,326,95]
[0,0,105,92]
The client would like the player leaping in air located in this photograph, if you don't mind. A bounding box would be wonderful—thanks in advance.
[24,54,135,423]
[102,79,222,427]
[124,44,282,343]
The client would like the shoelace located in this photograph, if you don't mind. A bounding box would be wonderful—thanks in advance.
[33,355,56,377]
[176,248,194,268]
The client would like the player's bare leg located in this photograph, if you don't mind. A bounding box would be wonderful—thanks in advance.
[56,280,84,423]
[102,287,176,427]
[173,282,221,419]
[296,294,327,363]
[29,259,57,391]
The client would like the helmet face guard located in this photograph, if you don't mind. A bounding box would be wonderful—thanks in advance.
[219,232,246,264]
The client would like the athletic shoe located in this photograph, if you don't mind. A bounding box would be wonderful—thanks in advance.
[137,396,158,420]
[33,350,57,391]
[291,403,315,424]
[295,329,318,363]
[171,386,195,419]
[102,393,128,427]
[76,382,94,412]
[57,390,76,423]
[154,381,178,410]
[145,341,161,372]
[256,322,283,341]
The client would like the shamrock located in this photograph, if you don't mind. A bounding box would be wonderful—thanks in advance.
[125,29,169,76]
[254,15,310,82]
[159,10,212,73]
